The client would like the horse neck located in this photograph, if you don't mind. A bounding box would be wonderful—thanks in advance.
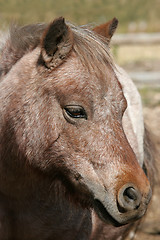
[0,178,92,240]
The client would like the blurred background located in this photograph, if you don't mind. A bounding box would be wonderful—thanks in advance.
[0,0,160,239]
[0,0,160,32]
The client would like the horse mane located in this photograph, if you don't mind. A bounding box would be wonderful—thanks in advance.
[143,126,157,189]
[0,23,47,76]
[0,22,113,78]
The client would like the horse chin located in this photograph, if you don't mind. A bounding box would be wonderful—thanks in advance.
[93,199,124,227]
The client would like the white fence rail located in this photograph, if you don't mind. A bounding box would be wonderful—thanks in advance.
[112,33,160,45]
[112,33,160,87]
[129,71,160,87]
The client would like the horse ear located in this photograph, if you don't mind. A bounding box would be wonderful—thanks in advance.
[93,17,118,42]
[40,17,73,69]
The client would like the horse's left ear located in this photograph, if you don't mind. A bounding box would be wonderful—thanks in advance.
[39,17,73,69]
[93,17,118,42]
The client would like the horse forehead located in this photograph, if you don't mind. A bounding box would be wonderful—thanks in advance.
[54,53,117,95]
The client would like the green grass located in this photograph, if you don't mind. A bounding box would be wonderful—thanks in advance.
[139,87,160,107]
[0,0,160,32]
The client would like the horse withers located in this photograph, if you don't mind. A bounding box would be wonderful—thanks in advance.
[0,17,154,239]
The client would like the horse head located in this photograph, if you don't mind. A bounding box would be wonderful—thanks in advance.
[0,17,151,228]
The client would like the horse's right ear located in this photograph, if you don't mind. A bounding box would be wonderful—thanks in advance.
[39,17,73,69]
[93,17,118,42]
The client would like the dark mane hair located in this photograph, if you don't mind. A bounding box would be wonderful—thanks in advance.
[0,23,47,76]
[143,126,157,189]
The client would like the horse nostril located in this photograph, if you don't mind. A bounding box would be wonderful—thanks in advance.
[118,184,142,212]
[124,187,138,202]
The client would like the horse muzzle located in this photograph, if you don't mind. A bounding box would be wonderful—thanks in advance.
[93,182,152,226]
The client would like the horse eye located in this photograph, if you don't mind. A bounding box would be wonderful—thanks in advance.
[64,105,87,120]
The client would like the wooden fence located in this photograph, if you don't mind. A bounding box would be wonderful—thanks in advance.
[112,33,160,87]
[112,33,160,45]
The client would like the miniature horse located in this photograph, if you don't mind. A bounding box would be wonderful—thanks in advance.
[0,17,155,239]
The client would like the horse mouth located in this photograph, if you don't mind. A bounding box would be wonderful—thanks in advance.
[93,199,123,227]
